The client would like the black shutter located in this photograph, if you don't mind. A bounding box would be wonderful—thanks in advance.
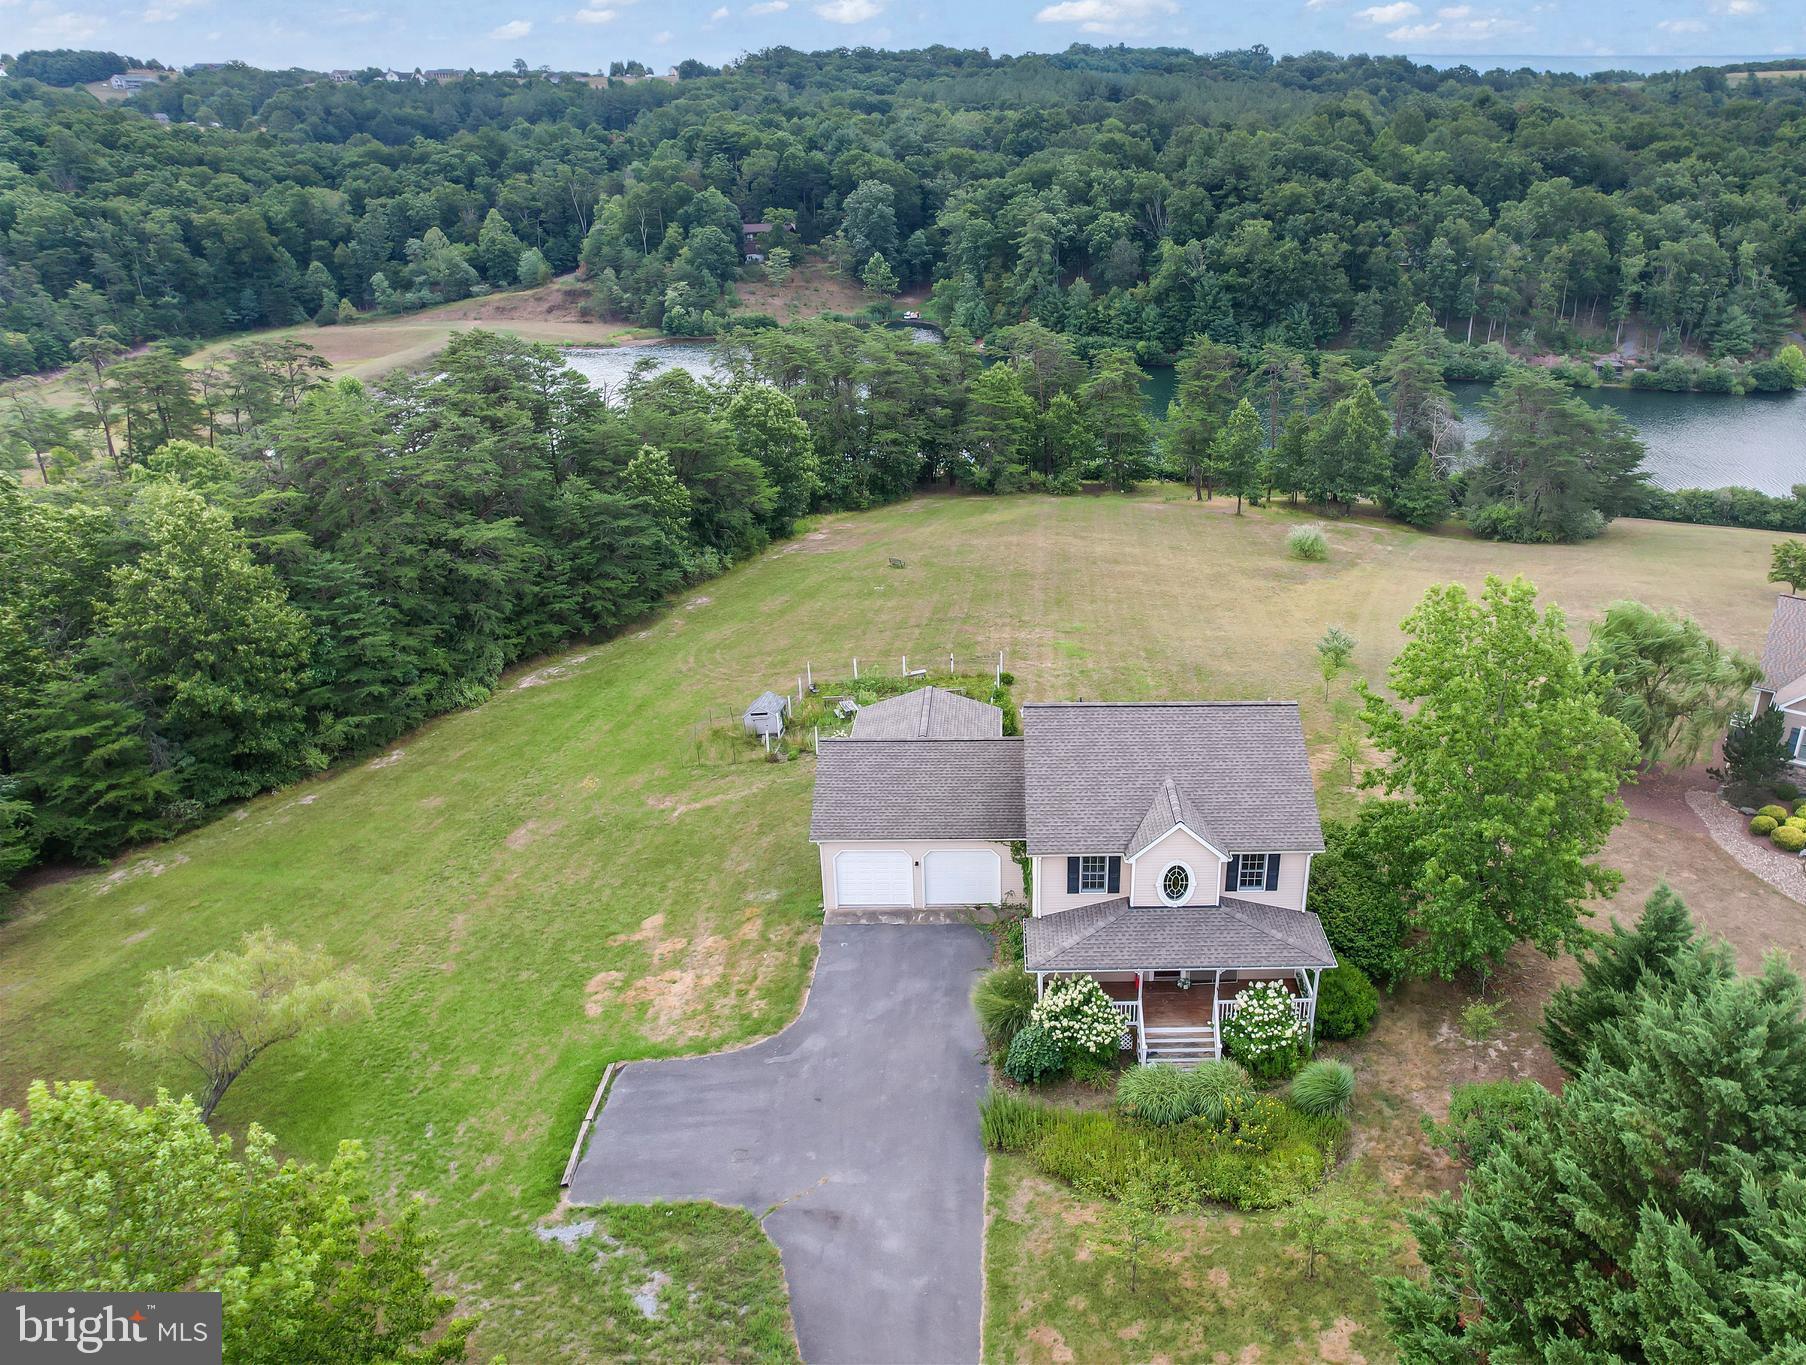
[1066,857,1080,894]
[1224,855,1241,891]
[1265,853,1280,892]
[1106,857,1121,893]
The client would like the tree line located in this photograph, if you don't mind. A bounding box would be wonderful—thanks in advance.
[4,46,1805,378]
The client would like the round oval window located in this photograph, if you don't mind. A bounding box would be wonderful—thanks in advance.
[1161,864,1190,904]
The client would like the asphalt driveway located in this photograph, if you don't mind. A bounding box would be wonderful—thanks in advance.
[567,923,992,1364]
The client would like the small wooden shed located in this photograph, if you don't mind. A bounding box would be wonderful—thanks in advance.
[743,690,790,738]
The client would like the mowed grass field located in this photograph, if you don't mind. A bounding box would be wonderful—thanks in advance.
[1,490,1798,1360]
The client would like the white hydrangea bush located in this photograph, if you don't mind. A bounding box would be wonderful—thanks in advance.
[1220,980,1308,1078]
[1030,976,1126,1058]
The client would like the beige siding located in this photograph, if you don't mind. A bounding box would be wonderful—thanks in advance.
[1224,851,1312,912]
[817,840,1024,910]
[1034,854,1125,916]
[1127,826,1225,907]
[1035,848,1314,915]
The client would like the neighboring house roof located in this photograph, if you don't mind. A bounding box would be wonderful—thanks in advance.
[742,222,773,234]
[810,739,1026,841]
[850,686,1003,740]
[1024,897,1336,972]
[1759,595,1806,697]
[1021,702,1324,855]
[1127,777,1222,859]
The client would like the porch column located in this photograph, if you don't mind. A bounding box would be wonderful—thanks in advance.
[1135,971,1146,1065]
[1211,969,1223,1060]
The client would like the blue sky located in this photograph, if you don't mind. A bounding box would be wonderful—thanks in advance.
[4,0,1801,74]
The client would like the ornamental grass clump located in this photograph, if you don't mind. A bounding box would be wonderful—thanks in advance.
[1188,1059,1254,1125]
[1290,1060,1357,1118]
[1029,976,1125,1063]
[1116,1064,1197,1126]
[972,967,1036,1049]
[1287,525,1329,561]
[1220,982,1310,1080]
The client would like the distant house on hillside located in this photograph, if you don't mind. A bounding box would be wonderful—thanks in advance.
[328,69,357,83]
[423,68,462,83]
[1753,594,1806,764]
[109,70,165,92]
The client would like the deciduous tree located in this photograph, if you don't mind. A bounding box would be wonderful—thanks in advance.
[129,928,372,1120]
[1360,576,1637,982]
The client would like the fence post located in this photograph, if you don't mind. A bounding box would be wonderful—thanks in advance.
[949,651,955,674]
[813,725,820,753]
[806,661,813,688]
[797,675,803,703]
[995,650,1003,685]
[853,656,859,680]
[902,653,907,676]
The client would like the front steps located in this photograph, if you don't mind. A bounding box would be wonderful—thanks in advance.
[1141,1024,1218,1068]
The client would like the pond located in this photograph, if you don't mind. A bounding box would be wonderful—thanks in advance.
[563,338,1805,497]
[1445,381,1806,496]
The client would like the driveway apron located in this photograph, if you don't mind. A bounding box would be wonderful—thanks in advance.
[568,922,992,1364]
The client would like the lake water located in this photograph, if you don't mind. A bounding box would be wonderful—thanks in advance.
[563,339,1805,497]
[1446,381,1806,495]
[1144,371,1804,496]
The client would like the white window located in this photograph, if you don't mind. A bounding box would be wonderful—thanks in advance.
[1079,855,1108,892]
[1160,863,1192,905]
[1237,853,1272,891]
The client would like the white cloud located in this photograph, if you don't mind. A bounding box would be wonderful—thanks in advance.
[709,4,729,17]
[1712,0,1763,12]
[1032,0,1178,34]
[1656,16,1707,31]
[1386,10,1526,39]
[652,26,672,40]
[814,0,880,20]
[141,0,202,21]
[747,0,788,11]
[1436,4,1470,16]
[19,8,100,38]
[489,17,532,38]
[571,5,617,20]
[1355,1,1418,22]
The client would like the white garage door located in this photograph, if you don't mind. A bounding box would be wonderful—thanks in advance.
[835,850,914,907]
[925,849,1001,905]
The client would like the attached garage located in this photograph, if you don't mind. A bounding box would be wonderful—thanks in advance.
[833,849,914,907]
[925,849,1001,905]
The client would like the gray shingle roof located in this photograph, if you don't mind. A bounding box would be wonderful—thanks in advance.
[1759,595,1806,695]
[1127,778,1221,857]
[1024,897,1337,972]
[809,739,1026,841]
[850,686,1003,740]
[1021,703,1324,855]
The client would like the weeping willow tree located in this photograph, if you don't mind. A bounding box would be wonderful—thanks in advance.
[1582,600,1761,769]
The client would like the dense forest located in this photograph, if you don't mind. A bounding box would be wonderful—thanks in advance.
[2,46,1805,374]
[4,44,1806,879]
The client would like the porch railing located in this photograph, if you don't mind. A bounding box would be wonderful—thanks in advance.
[1109,999,1140,1052]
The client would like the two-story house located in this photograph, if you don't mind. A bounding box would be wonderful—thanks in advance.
[810,691,1335,1064]
[1753,593,1806,764]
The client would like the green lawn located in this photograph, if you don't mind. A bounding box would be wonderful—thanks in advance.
[0,490,1792,1358]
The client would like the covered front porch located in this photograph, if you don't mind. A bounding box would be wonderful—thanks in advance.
[1021,895,1337,1069]
[1036,969,1321,1065]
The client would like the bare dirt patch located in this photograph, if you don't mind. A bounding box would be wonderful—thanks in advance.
[584,972,626,1017]
[368,750,405,769]
[1026,1325,1076,1363]
[614,906,803,1043]
[1315,1317,1367,1363]
[505,818,566,851]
